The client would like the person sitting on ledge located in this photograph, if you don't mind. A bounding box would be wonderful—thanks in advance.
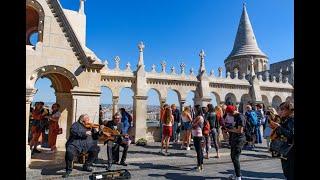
[63,114,101,178]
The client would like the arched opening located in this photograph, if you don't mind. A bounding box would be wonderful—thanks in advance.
[30,77,56,148]
[147,89,161,121]
[119,87,134,117]
[100,86,113,122]
[286,96,294,104]
[272,95,282,111]
[146,89,161,142]
[240,94,251,114]
[185,91,195,108]
[29,71,75,164]
[210,92,220,107]
[166,89,181,110]
[262,95,270,108]
[225,93,237,106]
[26,1,44,46]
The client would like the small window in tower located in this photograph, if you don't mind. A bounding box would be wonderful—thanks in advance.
[29,32,39,46]
[253,36,255,40]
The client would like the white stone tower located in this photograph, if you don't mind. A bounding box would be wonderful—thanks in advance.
[225,3,268,76]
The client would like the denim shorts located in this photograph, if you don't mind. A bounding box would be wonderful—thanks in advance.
[183,122,192,130]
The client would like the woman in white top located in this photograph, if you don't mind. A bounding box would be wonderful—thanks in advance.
[181,106,193,150]
[192,105,204,172]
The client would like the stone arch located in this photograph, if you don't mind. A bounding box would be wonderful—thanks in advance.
[29,66,78,149]
[210,92,221,107]
[26,0,45,45]
[272,95,282,110]
[225,93,237,106]
[29,65,79,92]
[147,88,162,103]
[261,95,270,107]
[166,88,181,108]
[240,94,251,113]
[100,86,113,121]
[286,96,294,103]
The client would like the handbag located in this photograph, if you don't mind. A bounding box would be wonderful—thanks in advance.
[270,139,293,158]
[55,118,63,135]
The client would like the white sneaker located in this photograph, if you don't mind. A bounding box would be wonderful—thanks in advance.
[228,174,236,180]
[235,176,241,180]
[186,146,190,150]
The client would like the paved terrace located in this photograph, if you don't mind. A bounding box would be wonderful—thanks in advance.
[27,140,285,180]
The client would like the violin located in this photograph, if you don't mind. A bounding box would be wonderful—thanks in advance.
[84,123,100,129]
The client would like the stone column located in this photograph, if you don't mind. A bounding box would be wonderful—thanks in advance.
[180,99,186,112]
[133,95,148,142]
[112,96,119,115]
[55,92,73,150]
[26,88,37,168]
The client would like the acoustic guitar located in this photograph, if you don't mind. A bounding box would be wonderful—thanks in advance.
[101,127,127,141]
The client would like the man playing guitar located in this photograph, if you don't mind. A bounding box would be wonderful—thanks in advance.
[101,112,130,170]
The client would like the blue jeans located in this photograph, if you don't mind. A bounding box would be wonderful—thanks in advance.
[173,122,179,141]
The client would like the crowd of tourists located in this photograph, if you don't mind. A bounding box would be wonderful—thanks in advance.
[159,101,294,180]
[29,100,293,180]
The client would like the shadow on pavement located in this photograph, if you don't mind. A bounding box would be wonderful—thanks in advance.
[220,169,285,179]
[148,173,226,180]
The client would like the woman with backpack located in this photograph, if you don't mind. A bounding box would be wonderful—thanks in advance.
[192,105,205,171]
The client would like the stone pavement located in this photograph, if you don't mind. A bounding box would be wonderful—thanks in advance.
[26,140,285,179]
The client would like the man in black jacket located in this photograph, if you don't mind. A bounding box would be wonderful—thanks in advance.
[171,104,181,143]
[63,114,101,178]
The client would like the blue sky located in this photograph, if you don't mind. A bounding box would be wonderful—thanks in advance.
[33,0,293,106]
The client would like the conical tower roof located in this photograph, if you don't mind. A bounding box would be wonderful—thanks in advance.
[227,4,267,59]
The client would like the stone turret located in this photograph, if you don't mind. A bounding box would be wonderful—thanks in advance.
[224,3,268,75]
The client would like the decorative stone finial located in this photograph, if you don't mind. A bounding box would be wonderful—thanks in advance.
[190,68,194,76]
[279,71,283,82]
[79,0,85,14]
[218,67,223,77]
[126,62,131,71]
[242,73,246,80]
[171,66,176,74]
[284,77,289,83]
[161,61,166,73]
[258,74,262,81]
[265,71,269,81]
[137,41,145,67]
[114,56,120,70]
[226,72,231,78]
[234,68,239,79]
[138,41,145,52]
[250,56,255,76]
[209,69,214,77]
[272,76,276,82]
[151,64,156,72]
[104,59,109,69]
[180,63,186,74]
[199,49,206,74]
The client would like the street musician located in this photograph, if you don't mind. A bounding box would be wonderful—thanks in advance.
[101,112,130,170]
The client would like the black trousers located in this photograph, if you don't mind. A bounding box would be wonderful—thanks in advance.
[230,138,245,177]
[65,145,99,172]
[193,136,204,166]
[281,147,294,180]
[106,140,129,164]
